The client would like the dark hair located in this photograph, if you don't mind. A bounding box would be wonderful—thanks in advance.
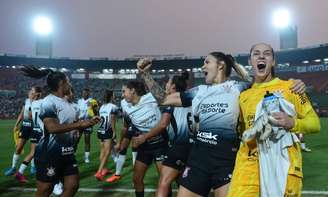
[126,80,147,96]
[83,88,90,92]
[33,86,42,93]
[104,89,114,103]
[209,52,236,77]
[171,71,189,92]
[21,66,66,92]
[32,86,43,100]
[249,43,275,76]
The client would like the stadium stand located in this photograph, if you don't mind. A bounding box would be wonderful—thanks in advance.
[1,44,327,119]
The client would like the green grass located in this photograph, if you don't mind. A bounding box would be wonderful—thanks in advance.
[0,118,327,197]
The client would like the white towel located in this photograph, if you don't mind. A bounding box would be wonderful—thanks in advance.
[242,91,299,197]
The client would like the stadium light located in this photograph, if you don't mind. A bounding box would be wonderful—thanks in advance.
[273,9,291,29]
[314,59,321,63]
[302,60,309,64]
[33,16,53,36]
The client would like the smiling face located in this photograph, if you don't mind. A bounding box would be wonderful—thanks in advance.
[249,43,275,83]
[122,86,134,103]
[202,54,224,84]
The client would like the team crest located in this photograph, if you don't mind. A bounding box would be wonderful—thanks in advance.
[182,167,191,178]
[46,167,55,177]
[222,84,232,93]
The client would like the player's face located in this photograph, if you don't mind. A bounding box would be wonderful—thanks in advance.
[165,79,175,95]
[62,77,72,96]
[82,90,89,99]
[65,86,74,102]
[123,87,134,102]
[202,55,222,84]
[29,88,36,99]
[250,43,275,82]
[28,89,33,99]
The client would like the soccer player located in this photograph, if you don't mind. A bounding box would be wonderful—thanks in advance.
[94,89,118,181]
[120,80,168,197]
[133,71,193,197]
[21,66,100,197]
[228,43,320,197]
[138,54,250,197]
[106,85,138,183]
[5,87,39,176]
[138,55,306,197]
[14,86,43,183]
[77,88,99,163]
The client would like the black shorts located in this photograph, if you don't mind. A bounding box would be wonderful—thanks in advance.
[162,143,192,171]
[30,128,42,144]
[19,121,33,139]
[97,128,113,141]
[136,146,168,166]
[178,140,238,197]
[124,126,138,140]
[35,154,78,183]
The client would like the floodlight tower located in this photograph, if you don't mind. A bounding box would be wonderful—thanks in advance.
[273,9,298,49]
[33,16,53,57]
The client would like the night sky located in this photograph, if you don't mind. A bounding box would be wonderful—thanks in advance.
[0,0,327,59]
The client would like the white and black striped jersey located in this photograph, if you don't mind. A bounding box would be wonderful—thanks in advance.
[31,99,44,132]
[121,93,161,133]
[36,94,78,157]
[121,93,167,149]
[98,103,118,132]
[22,98,32,127]
[162,106,192,144]
[181,80,249,145]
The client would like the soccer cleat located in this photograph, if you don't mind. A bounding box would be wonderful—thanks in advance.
[4,167,16,176]
[30,166,36,175]
[94,171,105,181]
[15,172,28,183]
[53,182,63,196]
[106,175,121,183]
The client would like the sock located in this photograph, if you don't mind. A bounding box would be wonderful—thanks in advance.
[85,152,90,160]
[12,153,20,168]
[18,161,29,174]
[135,191,144,197]
[301,142,306,149]
[115,154,126,175]
[168,188,172,197]
[31,158,35,168]
[132,151,137,166]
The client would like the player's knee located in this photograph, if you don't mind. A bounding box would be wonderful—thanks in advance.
[158,180,170,190]
[65,181,79,193]
[133,173,143,185]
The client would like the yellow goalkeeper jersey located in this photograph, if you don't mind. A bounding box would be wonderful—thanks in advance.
[87,98,99,117]
[228,78,320,197]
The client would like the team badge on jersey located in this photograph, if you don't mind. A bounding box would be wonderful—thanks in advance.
[46,167,55,177]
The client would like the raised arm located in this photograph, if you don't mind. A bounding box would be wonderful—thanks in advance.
[137,58,182,106]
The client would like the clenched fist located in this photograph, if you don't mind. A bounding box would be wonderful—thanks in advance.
[137,58,152,73]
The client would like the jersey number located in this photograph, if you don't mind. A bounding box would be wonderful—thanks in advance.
[99,116,109,130]
[34,112,39,128]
